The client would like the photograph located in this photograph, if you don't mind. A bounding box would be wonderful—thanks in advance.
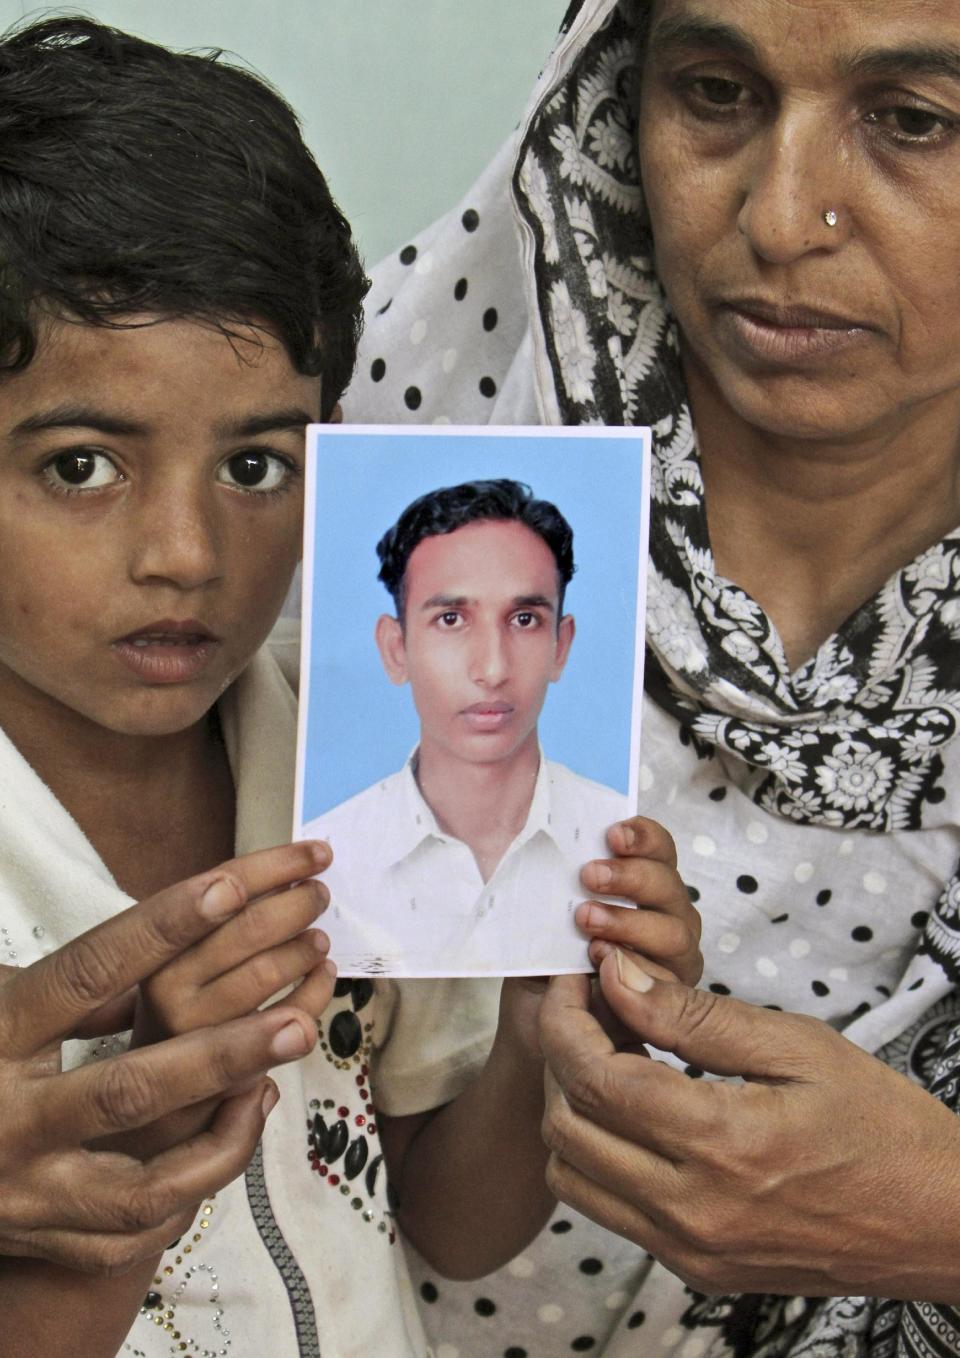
[294,424,650,976]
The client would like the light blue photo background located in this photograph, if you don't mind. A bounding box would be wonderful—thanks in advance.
[301,429,646,822]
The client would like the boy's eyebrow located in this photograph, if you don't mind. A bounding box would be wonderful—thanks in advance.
[12,404,145,436]
[513,594,555,612]
[213,408,317,439]
[11,405,316,439]
[420,593,556,612]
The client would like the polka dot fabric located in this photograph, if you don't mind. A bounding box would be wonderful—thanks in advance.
[351,139,540,432]
[405,1206,655,1358]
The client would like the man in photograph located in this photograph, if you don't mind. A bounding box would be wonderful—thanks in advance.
[302,478,626,975]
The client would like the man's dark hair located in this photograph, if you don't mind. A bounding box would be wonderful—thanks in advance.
[0,17,368,417]
[376,478,576,620]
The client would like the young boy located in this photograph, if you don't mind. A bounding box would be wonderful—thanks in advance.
[0,17,429,1357]
[0,15,699,1356]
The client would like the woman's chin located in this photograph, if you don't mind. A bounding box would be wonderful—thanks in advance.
[709,368,895,446]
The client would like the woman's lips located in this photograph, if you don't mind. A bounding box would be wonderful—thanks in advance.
[111,621,220,684]
[460,701,515,733]
[717,300,874,364]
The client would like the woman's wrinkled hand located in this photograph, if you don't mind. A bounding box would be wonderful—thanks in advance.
[539,954,960,1301]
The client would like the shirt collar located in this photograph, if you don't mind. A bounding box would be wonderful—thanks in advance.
[383,746,558,871]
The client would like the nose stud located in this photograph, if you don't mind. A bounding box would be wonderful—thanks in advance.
[823,209,838,228]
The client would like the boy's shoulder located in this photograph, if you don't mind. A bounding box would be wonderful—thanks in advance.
[301,767,408,849]
[264,617,301,695]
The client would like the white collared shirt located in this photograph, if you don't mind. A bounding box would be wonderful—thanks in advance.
[301,753,627,977]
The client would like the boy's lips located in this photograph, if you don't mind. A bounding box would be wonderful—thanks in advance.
[111,619,221,684]
[460,701,515,732]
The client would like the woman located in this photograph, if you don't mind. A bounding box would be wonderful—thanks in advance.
[347,0,960,1354]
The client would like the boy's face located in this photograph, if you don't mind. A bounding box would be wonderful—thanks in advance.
[376,519,574,769]
[0,315,318,741]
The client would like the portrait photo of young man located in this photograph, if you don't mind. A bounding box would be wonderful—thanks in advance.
[295,426,649,976]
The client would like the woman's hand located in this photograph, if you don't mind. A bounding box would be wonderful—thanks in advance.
[577,816,702,985]
[540,954,960,1301]
[0,861,320,1274]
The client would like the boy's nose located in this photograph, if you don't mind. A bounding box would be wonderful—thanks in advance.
[128,489,222,591]
[470,626,509,687]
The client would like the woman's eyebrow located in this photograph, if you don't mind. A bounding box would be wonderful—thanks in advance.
[647,16,759,65]
[843,44,960,83]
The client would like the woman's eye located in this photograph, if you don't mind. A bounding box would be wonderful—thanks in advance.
[867,105,953,142]
[217,450,291,493]
[695,76,745,107]
[43,450,120,491]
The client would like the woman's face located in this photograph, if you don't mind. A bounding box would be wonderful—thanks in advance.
[0,316,317,741]
[638,0,960,442]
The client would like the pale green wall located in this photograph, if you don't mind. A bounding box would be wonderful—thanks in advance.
[0,1,564,265]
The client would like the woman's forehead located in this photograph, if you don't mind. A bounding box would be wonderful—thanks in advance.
[646,0,960,59]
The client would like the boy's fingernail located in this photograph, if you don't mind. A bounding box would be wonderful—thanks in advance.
[323,957,338,979]
[200,875,244,920]
[270,1020,310,1060]
[585,862,613,889]
[615,949,654,993]
[309,840,331,868]
[261,1081,280,1118]
[312,929,330,953]
[617,820,637,848]
[581,900,610,930]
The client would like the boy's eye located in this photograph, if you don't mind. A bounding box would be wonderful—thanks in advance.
[217,450,291,492]
[513,611,539,629]
[45,450,120,490]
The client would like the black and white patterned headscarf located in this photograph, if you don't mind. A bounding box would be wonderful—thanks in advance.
[510,2,960,1354]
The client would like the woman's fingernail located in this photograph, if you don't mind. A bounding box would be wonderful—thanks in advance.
[615,949,654,993]
[200,875,244,920]
[261,1081,280,1118]
[585,862,613,889]
[270,1020,310,1060]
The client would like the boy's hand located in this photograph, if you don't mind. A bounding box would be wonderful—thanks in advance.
[497,816,701,1063]
[577,816,702,986]
[135,841,336,1045]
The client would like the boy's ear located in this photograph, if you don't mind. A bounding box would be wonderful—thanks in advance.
[329,402,343,425]
[375,614,408,685]
[550,614,576,682]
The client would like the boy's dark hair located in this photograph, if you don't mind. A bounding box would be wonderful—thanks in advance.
[376,478,576,620]
[0,17,368,417]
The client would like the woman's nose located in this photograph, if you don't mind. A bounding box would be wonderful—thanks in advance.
[128,487,222,591]
[737,109,848,264]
